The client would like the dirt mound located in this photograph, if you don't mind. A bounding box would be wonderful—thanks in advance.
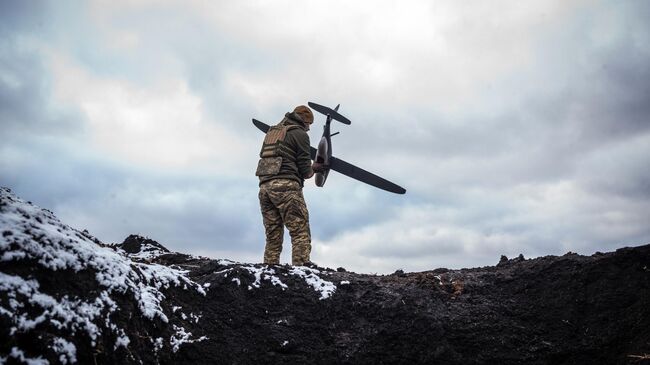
[119,234,171,255]
[1,187,649,364]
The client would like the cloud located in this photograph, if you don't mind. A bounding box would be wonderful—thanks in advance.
[0,1,47,35]
[312,203,535,273]
[315,169,650,274]
[47,51,252,172]
[0,4,263,259]
[1,0,649,273]
[53,174,263,251]
[0,47,84,140]
[1,137,264,257]
[78,1,589,113]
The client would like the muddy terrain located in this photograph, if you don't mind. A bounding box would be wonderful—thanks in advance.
[1,187,649,364]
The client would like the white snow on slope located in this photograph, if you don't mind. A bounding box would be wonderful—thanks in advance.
[214,264,336,300]
[52,338,77,364]
[124,246,169,261]
[242,265,289,290]
[0,186,338,363]
[0,347,48,365]
[0,187,206,360]
[289,267,336,300]
[170,324,208,353]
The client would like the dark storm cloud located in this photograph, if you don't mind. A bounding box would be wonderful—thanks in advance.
[2,0,649,272]
[343,0,650,194]
[2,142,261,255]
[0,48,85,137]
[309,0,650,271]
[0,1,84,138]
[81,174,262,252]
[0,2,262,259]
[0,1,46,34]
[2,140,123,207]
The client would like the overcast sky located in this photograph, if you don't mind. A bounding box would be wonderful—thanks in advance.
[1,0,649,273]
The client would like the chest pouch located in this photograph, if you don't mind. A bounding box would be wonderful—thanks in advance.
[256,124,298,176]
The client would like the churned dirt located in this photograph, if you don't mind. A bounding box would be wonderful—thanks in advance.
[2,231,649,364]
[156,243,650,365]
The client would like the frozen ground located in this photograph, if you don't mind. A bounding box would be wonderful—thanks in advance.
[1,187,649,364]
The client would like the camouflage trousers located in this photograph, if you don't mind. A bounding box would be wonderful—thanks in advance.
[259,179,311,266]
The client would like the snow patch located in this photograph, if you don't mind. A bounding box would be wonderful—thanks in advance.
[217,258,238,265]
[4,347,48,365]
[221,266,288,290]
[238,265,288,290]
[52,337,77,364]
[434,275,443,285]
[114,331,131,350]
[170,325,208,353]
[152,337,164,353]
[123,246,168,261]
[0,187,207,356]
[289,267,336,300]
[216,263,337,299]
[0,272,111,341]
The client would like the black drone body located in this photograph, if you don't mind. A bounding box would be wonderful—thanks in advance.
[253,102,406,195]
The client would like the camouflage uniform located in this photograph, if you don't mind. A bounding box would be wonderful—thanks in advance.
[256,106,314,266]
[259,179,311,265]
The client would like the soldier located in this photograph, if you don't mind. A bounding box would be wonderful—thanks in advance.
[256,105,325,266]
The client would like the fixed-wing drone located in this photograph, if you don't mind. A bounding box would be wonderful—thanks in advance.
[252,102,406,194]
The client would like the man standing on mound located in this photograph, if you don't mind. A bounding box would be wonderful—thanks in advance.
[255,105,325,266]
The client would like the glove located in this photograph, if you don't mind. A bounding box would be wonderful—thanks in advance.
[312,162,328,173]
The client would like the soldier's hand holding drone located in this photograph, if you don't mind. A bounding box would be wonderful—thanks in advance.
[311,161,328,173]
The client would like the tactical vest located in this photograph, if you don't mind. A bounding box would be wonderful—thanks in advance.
[255,123,300,177]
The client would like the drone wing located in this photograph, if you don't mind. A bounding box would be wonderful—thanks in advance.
[253,118,406,194]
[308,146,405,194]
[253,118,270,133]
[308,102,352,125]
[328,156,406,194]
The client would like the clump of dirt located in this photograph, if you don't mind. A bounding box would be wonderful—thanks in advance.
[119,234,170,255]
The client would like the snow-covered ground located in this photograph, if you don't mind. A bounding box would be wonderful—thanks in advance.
[0,187,207,362]
[0,187,339,363]
[214,264,337,300]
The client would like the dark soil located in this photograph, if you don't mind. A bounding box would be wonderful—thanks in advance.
[170,245,650,365]
[2,233,650,364]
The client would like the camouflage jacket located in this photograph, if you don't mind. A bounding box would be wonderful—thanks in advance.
[258,112,313,187]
